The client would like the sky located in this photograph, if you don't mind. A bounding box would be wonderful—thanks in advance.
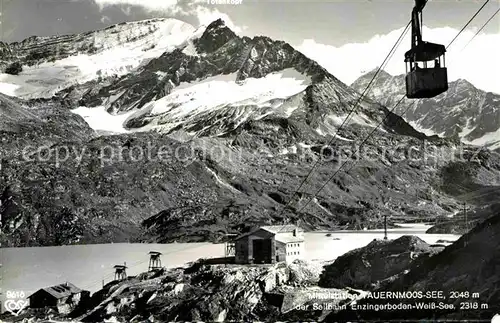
[0,0,499,92]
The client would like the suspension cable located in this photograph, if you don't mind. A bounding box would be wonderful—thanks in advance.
[461,6,500,51]
[446,0,491,49]
[289,0,495,222]
[273,22,412,234]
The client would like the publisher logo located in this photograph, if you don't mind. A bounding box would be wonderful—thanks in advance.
[4,291,27,316]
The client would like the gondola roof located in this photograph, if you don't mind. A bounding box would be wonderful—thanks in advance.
[405,41,446,62]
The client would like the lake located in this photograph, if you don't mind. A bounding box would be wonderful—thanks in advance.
[0,224,459,312]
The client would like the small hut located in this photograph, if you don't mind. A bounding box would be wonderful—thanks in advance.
[28,282,90,314]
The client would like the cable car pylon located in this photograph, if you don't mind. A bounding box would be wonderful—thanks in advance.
[404,0,448,99]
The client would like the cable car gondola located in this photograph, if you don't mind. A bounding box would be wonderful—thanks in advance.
[404,0,448,99]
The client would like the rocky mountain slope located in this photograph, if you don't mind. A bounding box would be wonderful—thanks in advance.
[0,259,366,322]
[318,235,444,290]
[77,260,331,322]
[351,69,500,150]
[1,19,500,247]
[329,212,500,321]
[0,18,195,99]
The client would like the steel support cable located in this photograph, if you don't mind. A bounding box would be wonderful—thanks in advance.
[460,6,500,51]
[291,0,495,220]
[446,0,491,50]
[273,22,412,234]
[295,95,409,215]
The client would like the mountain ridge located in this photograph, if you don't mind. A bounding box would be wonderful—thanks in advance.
[1,18,499,247]
[351,69,500,150]
[0,18,197,99]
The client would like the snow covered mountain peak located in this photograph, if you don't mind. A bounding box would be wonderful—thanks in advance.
[1,17,428,143]
[363,67,392,79]
[0,18,196,99]
[66,19,405,138]
[194,18,238,54]
[451,78,476,91]
[351,70,500,150]
[204,18,230,33]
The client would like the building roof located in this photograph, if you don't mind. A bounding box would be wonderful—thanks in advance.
[29,282,83,300]
[235,224,302,240]
[260,225,301,234]
[275,235,304,243]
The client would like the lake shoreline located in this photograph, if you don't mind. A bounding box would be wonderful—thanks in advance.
[1,226,460,314]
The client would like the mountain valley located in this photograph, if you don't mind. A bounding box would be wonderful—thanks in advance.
[0,18,499,247]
